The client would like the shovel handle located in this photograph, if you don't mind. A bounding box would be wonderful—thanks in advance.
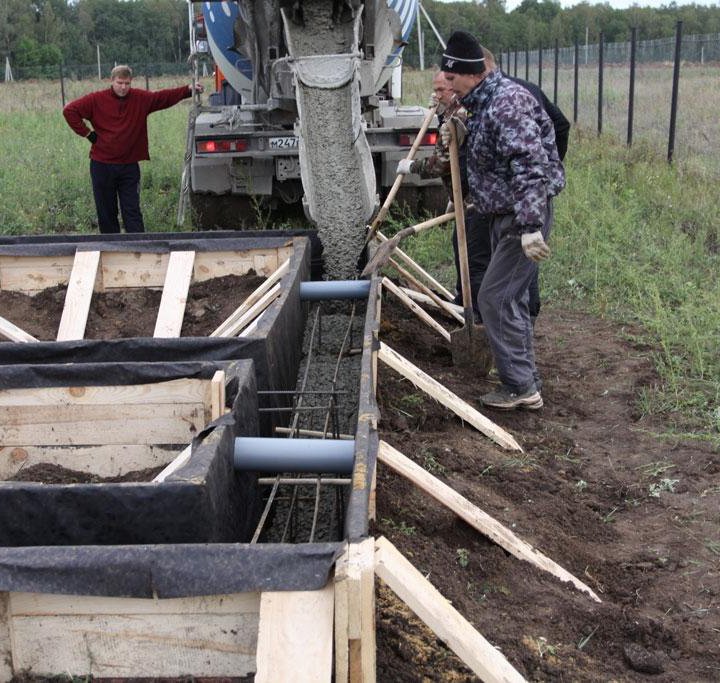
[366,105,438,242]
[448,120,474,329]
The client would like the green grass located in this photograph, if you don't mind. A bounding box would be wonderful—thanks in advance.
[2,73,719,440]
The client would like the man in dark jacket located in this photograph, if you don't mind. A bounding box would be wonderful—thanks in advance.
[442,31,565,410]
[63,65,203,233]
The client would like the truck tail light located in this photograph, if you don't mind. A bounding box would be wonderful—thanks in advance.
[398,132,438,147]
[196,138,249,153]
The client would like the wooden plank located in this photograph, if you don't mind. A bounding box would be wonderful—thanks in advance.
[210,370,226,421]
[211,258,289,337]
[193,246,292,281]
[375,233,454,301]
[378,441,601,603]
[0,378,211,407]
[152,444,192,483]
[8,591,259,678]
[334,540,376,683]
[0,315,37,342]
[389,258,464,324]
[378,342,522,452]
[0,593,11,682]
[56,250,101,341]
[382,277,451,342]
[216,283,281,338]
[0,254,74,293]
[374,537,526,683]
[153,251,196,338]
[255,583,334,683]
[400,287,463,316]
[0,402,206,447]
[1,444,179,481]
[100,251,169,289]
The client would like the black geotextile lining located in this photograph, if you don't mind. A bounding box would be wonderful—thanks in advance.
[0,229,324,279]
[0,238,312,436]
[0,360,263,548]
[0,542,343,597]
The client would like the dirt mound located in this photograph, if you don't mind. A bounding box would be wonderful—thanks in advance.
[375,295,719,681]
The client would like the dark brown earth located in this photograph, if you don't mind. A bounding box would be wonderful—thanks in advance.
[8,463,166,483]
[0,273,264,341]
[374,295,719,681]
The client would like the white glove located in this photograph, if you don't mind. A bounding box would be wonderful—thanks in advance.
[396,158,414,175]
[428,92,439,109]
[521,231,551,262]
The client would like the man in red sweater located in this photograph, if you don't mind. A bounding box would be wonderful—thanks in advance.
[63,65,203,233]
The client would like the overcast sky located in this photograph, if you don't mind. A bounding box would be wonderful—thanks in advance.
[503,0,720,9]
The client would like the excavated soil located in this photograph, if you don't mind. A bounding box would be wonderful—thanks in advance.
[8,463,166,483]
[0,273,264,341]
[374,295,719,681]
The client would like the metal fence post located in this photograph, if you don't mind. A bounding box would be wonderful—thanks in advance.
[598,32,604,136]
[668,21,683,163]
[573,40,579,124]
[513,50,518,77]
[59,62,66,107]
[525,46,529,81]
[538,45,543,88]
[627,27,637,147]
[553,39,559,104]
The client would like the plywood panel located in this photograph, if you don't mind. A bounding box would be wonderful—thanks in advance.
[0,255,75,293]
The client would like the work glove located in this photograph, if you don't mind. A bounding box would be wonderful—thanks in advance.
[428,92,445,115]
[87,131,98,144]
[396,158,415,175]
[521,231,551,262]
[439,117,467,149]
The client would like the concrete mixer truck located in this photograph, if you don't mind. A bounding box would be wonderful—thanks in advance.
[182,0,444,277]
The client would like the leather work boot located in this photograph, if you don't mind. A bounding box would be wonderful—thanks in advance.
[479,383,543,410]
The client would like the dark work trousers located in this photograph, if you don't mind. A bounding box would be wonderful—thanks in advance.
[453,207,542,320]
[90,160,145,234]
[477,202,554,393]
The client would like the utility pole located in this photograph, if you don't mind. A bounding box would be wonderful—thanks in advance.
[97,44,102,80]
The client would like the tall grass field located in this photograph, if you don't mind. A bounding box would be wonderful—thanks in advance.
[0,69,718,438]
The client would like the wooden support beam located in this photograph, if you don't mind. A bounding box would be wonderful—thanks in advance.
[388,258,464,324]
[378,441,601,602]
[214,282,281,338]
[399,287,463,316]
[152,444,192,483]
[378,342,521,451]
[255,582,334,683]
[210,370,226,421]
[56,250,100,341]
[153,251,196,338]
[375,232,454,301]
[334,539,376,683]
[382,277,451,343]
[211,258,289,337]
[374,536,526,683]
[0,315,37,343]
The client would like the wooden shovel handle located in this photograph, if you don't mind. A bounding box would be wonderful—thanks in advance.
[448,120,473,329]
[366,105,438,241]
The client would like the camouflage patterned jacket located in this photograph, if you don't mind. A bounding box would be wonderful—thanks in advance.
[461,68,565,234]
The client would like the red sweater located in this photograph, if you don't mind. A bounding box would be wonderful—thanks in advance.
[63,85,191,164]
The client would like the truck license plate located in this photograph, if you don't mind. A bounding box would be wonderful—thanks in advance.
[269,136,299,150]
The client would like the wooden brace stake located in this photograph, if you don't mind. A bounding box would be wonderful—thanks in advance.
[378,341,522,451]
[378,440,601,602]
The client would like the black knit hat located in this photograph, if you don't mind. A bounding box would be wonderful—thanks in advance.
[441,31,486,74]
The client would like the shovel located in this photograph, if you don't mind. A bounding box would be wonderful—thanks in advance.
[447,120,493,375]
[360,211,454,278]
[364,104,438,246]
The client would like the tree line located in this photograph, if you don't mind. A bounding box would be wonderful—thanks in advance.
[2,0,720,74]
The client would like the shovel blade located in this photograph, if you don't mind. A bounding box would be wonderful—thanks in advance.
[450,323,493,376]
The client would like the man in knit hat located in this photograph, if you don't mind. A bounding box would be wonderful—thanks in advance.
[441,30,565,410]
